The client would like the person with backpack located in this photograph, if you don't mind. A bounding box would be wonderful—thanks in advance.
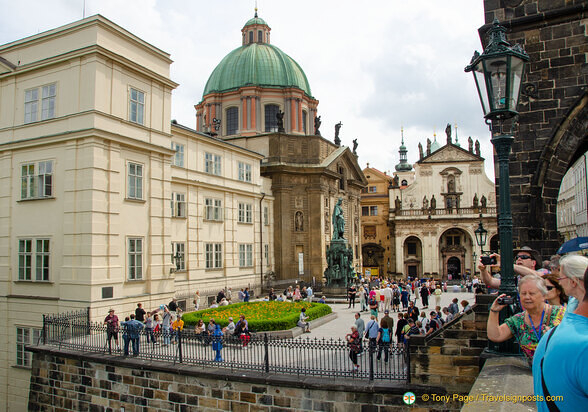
[395,313,408,343]
[365,315,379,354]
[376,318,392,362]
[426,311,442,336]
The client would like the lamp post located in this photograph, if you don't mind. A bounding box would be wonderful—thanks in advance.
[465,19,529,300]
[466,20,529,355]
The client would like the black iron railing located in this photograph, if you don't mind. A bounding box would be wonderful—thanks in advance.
[41,312,407,382]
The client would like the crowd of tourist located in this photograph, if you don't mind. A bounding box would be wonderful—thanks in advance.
[343,278,474,372]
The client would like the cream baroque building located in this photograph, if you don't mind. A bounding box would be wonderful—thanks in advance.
[387,134,498,279]
[0,16,274,409]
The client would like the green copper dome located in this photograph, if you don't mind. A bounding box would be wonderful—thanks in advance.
[243,17,268,28]
[203,43,312,97]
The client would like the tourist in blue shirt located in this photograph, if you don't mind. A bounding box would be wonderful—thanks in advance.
[532,262,588,411]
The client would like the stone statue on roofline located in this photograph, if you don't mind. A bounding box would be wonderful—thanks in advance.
[314,115,322,136]
[418,142,424,160]
[468,136,473,152]
[426,138,431,156]
[445,123,452,144]
[276,110,285,132]
[334,122,342,146]
[475,140,480,156]
[352,139,358,155]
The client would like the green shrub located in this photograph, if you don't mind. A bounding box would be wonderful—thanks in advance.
[181,301,331,332]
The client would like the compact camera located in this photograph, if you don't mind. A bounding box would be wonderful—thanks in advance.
[497,296,514,305]
[480,255,497,265]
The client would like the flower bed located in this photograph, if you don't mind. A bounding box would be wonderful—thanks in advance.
[182,301,332,332]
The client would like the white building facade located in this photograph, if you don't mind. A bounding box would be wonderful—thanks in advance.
[0,16,273,409]
[388,137,498,279]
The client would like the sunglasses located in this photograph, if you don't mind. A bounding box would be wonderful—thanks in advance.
[515,255,532,260]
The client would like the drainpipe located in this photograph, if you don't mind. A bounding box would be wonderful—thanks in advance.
[259,192,266,292]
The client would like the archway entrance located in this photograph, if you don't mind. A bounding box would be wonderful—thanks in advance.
[440,228,472,280]
[447,257,461,279]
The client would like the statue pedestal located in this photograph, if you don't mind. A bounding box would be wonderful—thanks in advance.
[324,238,355,289]
[322,286,348,298]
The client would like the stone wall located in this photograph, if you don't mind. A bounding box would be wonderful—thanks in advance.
[409,296,490,395]
[482,0,588,256]
[27,346,458,412]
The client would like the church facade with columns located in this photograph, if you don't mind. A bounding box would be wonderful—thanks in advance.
[361,127,498,280]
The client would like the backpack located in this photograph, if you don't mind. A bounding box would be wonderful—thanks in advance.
[393,290,400,298]
[382,328,391,343]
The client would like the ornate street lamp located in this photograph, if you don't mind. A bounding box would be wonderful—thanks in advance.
[465,19,529,300]
[465,20,529,124]
[466,20,529,355]
[474,220,488,254]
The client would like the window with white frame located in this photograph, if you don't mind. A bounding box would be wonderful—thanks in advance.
[16,327,42,367]
[24,83,56,124]
[128,238,143,280]
[21,160,53,200]
[172,242,185,271]
[238,162,252,182]
[205,152,221,175]
[18,238,50,281]
[172,142,184,167]
[264,206,269,225]
[239,244,253,267]
[205,243,222,269]
[238,202,252,223]
[205,198,223,221]
[171,192,186,217]
[127,162,143,200]
[368,186,377,193]
[129,88,145,125]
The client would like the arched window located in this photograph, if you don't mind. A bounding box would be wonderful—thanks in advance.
[302,110,307,134]
[249,31,253,44]
[401,179,408,186]
[265,104,279,132]
[258,30,263,42]
[226,107,238,136]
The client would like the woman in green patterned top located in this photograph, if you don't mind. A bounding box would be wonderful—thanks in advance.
[487,274,565,363]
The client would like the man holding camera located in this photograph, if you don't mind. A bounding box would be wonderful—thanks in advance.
[479,246,543,291]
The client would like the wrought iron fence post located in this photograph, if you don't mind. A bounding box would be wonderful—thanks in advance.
[178,329,183,363]
[405,341,411,384]
[42,314,47,345]
[369,340,374,381]
[264,333,269,373]
[86,307,91,335]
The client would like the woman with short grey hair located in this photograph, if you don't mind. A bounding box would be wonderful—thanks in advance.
[517,273,548,295]
[487,274,565,364]
[558,255,588,313]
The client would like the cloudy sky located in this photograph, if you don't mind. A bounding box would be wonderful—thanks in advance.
[0,0,496,178]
